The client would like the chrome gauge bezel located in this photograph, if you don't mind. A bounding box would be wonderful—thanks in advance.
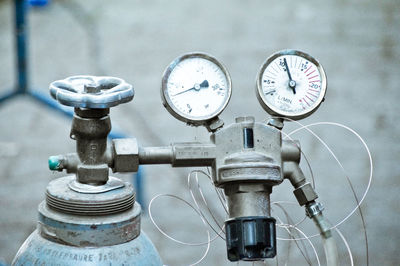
[161,52,232,125]
[256,49,327,120]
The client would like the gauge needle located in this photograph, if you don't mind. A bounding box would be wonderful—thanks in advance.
[172,80,209,96]
[283,58,296,94]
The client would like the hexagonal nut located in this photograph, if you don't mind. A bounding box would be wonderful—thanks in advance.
[293,183,318,206]
[112,138,139,172]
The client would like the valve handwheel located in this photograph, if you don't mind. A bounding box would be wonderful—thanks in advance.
[50,75,134,109]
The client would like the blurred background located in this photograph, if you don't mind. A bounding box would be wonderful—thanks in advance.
[0,0,399,265]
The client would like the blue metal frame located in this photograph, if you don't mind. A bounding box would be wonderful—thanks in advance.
[0,0,145,206]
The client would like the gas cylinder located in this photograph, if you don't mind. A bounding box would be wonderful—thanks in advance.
[12,177,162,266]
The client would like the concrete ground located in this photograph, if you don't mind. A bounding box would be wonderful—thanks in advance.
[0,0,399,265]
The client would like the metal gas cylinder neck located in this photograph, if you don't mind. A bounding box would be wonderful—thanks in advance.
[38,201,141,247]
[45,176,135,216]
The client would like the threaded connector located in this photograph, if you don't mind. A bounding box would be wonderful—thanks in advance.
[305,201,324,218]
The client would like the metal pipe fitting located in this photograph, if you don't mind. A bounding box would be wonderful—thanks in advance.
[138,143,216,167]
[281,140,301,163]
[224,183,272,218]
[139,146,173,164]
[283,161,306,187]
[112,138,139,172]
[284,161,318,206]
[48,153,80,172]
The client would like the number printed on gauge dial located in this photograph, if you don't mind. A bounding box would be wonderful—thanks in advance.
[256,50,327,120]
[161,53,232,125]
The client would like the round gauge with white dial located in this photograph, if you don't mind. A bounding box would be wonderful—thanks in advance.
[256,50,327,120]
[161,52,232,125]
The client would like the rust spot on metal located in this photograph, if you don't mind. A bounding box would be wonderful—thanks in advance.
[79,240,96,247]
[67,231,79,237]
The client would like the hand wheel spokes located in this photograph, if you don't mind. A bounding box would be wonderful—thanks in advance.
[50,75,134,109]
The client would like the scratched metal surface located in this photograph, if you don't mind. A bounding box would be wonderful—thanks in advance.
[13,230,162,265]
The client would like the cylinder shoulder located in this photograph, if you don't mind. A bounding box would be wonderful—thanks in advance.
[13,230,162,266]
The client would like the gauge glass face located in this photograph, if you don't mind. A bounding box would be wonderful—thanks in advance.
[162,54,231,123]
[257,51,326,119]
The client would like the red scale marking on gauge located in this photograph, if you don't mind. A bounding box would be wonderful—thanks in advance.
[308,75,319,80]
[302,97,311,106]
[304,65,312,73]
[307,91,318,98]
[309,80,320,84]
[299,99,306,109]
[309,88,320,92]
[305,95,315,103]
[306,70,316,76]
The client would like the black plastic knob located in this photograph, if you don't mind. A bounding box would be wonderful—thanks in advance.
[225,216,276,261]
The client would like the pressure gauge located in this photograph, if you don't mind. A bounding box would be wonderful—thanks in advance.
[161,52,232,126]
[256,50,327,120]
